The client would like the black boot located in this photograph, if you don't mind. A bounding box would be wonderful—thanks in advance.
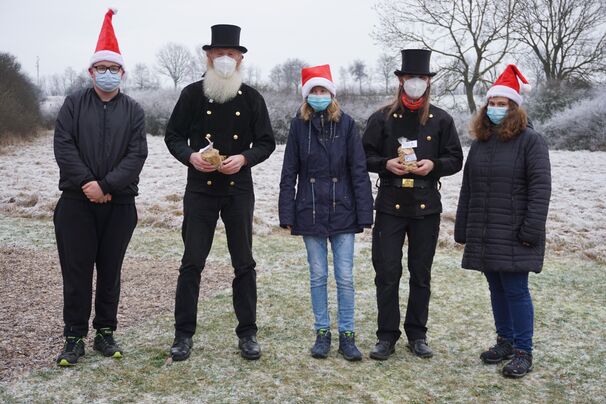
[369,340,395,361]
[338,331,362,362]
[407,339,433,358]
[57,336,85,366]
[480,336,514,364]
[310,329,331,359]
[93,328,123,358]
[170,336,193,361]
[502,349,533,378]
[238,335,261,360]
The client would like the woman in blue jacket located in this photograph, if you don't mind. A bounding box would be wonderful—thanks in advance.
[279,64,373,361]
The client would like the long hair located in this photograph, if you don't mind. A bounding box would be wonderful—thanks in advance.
[470,100,528,141]
[382,81,431,125]
[299,98,342,122]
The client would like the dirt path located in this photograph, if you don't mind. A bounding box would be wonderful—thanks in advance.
[0,246,233,381]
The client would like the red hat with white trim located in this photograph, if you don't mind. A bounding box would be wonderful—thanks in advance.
[89,8,124,69]
[301,64,336,99]
[486,64,531,105]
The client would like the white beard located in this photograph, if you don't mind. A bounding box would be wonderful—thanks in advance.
[203,66,243,104]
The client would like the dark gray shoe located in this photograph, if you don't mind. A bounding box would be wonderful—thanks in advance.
[57,336,85,366]
[239,335,261,360]
[481,336,514,364]
[170,336,193,361]
[407,339,433,358]
[93,328,123,358]
[369,340,395,361]
[311,329,331,359]
[338,331,362,361]
[502,349,533,378]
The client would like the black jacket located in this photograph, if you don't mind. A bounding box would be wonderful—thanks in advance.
[362,105,463,217]
[164,80,276,195]
[54,88,148,203]
[278,111,373,236]
[454,128,551,273]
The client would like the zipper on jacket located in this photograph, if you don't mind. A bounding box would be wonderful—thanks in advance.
[480,139,497,266]
[310,177,316,224]
[332,177,337,212]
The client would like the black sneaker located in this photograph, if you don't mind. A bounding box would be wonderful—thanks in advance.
[407,339,433,358]
[369,340,395,361]
[170,336,193,361]
[480,336,514,364]
[338,331,362,362]
[57,336,85,366]
[93,328,123,358]
[311,328,331,359]
[502,349,533,378]
[238,335,261,360]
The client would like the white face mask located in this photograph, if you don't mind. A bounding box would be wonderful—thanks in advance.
[403,77,428,100]
[213,55,237,78]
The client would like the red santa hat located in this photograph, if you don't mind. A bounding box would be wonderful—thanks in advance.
[486,64,531,105]
[89,8,124,69]
[301,64,336,99]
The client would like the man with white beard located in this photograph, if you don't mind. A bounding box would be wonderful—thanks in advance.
[164,24,275,361]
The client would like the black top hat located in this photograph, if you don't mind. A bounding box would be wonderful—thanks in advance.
[394,49,436,77]
[202,24,248,53]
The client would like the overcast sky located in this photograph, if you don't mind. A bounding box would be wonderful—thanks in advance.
[0,0,390,85]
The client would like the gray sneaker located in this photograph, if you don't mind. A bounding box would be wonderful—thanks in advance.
[311,329,331,359]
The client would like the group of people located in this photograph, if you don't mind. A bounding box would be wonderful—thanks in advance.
[52,9,551,380]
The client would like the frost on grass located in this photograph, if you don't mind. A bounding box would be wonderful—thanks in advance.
[1,134,605,262]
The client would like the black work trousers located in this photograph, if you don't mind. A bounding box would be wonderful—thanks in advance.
[174,191,257,338]
[54,197,137,337]
[372,212,440,342]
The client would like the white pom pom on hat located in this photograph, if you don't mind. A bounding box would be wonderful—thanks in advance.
[486,64,531,105]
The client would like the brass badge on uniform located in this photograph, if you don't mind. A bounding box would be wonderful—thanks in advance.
[199,141,226,169]
[397,137,418,170]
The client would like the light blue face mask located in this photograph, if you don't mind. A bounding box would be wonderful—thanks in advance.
[94,70,122,92]
[487,106,508,125]
[307,94,332,112]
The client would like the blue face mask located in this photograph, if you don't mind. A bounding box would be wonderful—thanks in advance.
[307,94,332,112]
[94,70,122,92]
[486,106,508,125]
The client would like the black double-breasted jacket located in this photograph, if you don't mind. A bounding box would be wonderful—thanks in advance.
[165,79,276,195]
[362,104,463,217]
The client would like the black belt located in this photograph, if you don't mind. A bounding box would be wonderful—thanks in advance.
[379,178,437,189]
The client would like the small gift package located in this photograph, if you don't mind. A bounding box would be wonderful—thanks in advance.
[397,137,418,170]
[199,141,226,169]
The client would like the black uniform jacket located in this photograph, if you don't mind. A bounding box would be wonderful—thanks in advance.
[54,88,148,203]
[362,104,463,217]
[164,79,276,195]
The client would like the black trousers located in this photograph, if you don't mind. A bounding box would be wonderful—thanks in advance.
[54,197,137,337]
[372,212,440,342]
[174,191,257,338]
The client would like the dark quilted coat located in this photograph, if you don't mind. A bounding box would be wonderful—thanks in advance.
[454,128,551,273]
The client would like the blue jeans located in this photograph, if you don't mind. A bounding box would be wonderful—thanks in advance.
[484,272,534,352]
[303,233,355,333]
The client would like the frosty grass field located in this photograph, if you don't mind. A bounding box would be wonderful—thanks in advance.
[0,133,605,402]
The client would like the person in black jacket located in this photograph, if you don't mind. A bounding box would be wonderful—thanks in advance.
[455,65,551,378]
[165,25,275,361]
[53,9,147,366]
[278,65,373,361]
[363,49,463,360]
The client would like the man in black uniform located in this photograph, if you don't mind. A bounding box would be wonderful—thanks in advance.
[362,49,463,360]
[165,24,275,361]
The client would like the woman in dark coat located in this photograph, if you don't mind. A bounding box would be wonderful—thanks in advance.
[454,64,551,378]
[363,49,463,361]
[279,64,373,361]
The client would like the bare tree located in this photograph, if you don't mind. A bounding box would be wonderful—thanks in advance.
[281,58,307,95]
[349,60,368,94]
[131,63,160,90]
[269,65,284,90]
[373,0,517,112]
[338,67,351,95]
[245,64,262,87]
[513,0,606,83]
[156,43,194,89]
[376,53,398,94]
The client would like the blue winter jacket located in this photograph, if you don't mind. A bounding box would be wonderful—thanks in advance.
[278,110,373,236]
